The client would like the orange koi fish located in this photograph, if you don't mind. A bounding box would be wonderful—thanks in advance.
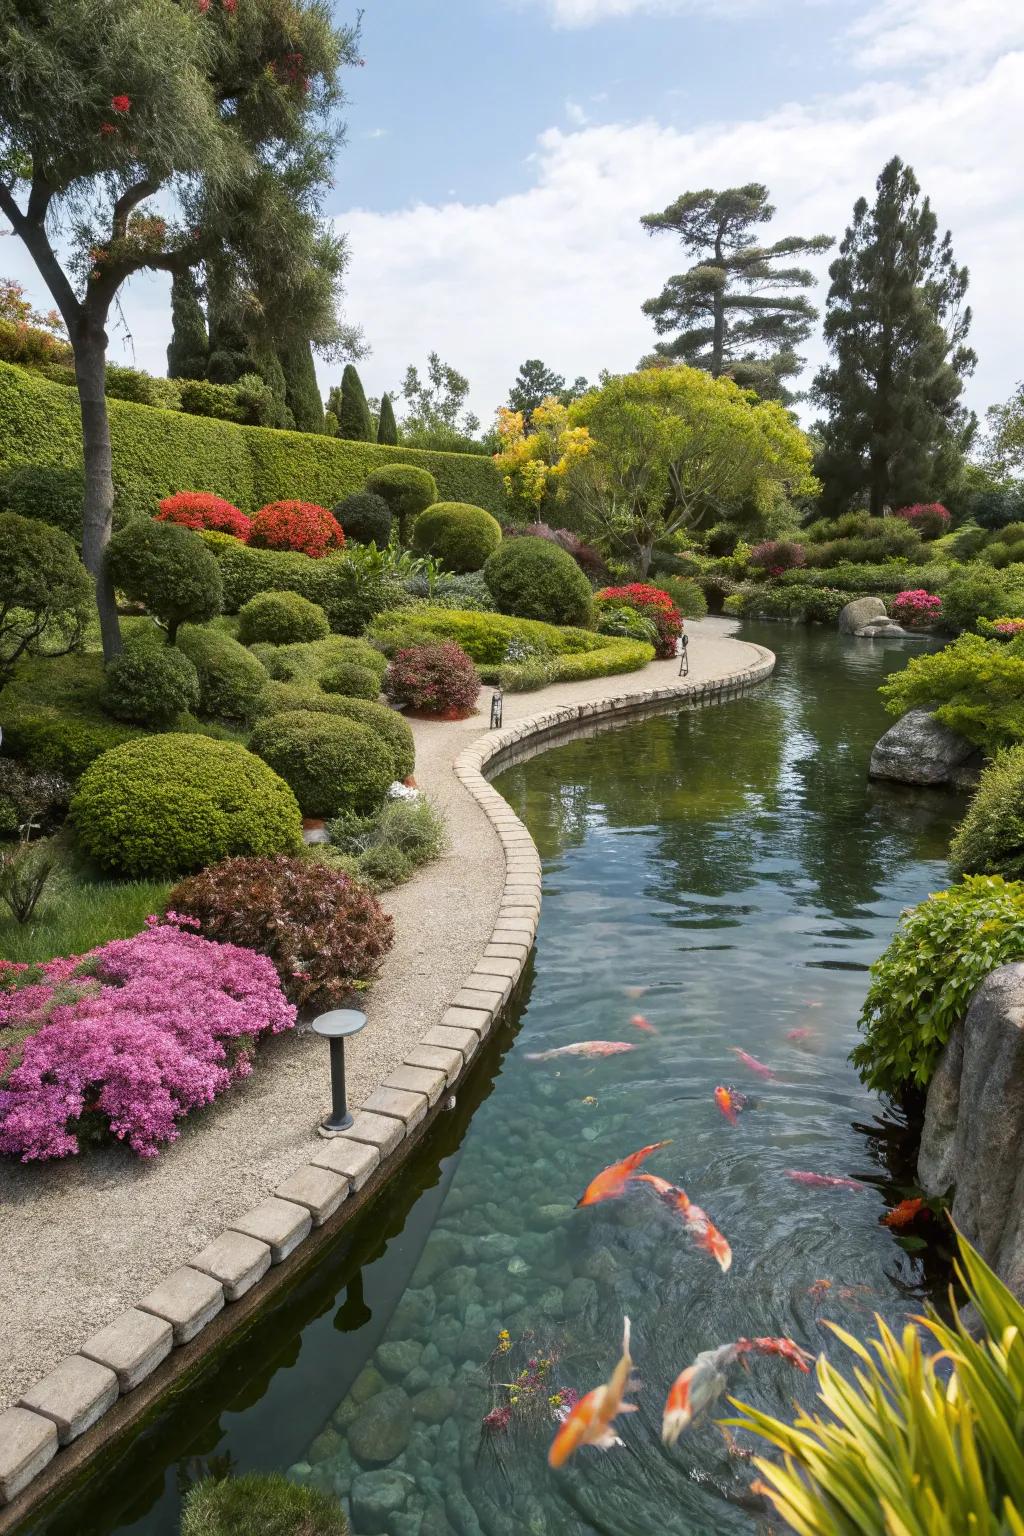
[662,1336,813,1445]
[633,1173,732,1273]
[881,1197,928,1229]
[525,1041,636,1062]
[731,1048,775,1080]
[630,1013,657,1034]
[548,1316,637,1467]
[786,1170,864,1191]
[714,1085,742,1125]
[576,1141,671,1208]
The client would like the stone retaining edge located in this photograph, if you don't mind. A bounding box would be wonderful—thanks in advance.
[0,643,775,1522]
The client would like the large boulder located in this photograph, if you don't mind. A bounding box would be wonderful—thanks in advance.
[918,964,1024,1299]
[869,708,981,787]
[347,1387,412,1466]
[838,596,887,634]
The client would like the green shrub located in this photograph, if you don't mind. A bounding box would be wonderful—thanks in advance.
[250,684,414,779]
[320,662,380,699]
[237,591,330,646]
[177,625,268,722]
[652,575,708,619]
[180,1472,349,1536]
[0,464,84,539]
[497,638,652,691]
[200,535,401,635]
[0,511,92,684]
[105,364,181,411]
[939,565,1024,634]
[411,501,503,573]
[333,490,392,547]
[727,583,856,625]
[427,570,496,611]
[595,604,659,645]
[950,747,1024,879]
[981,522,1024,568]
[804,511,924,566]
[106,520,222,642]
[177,377,246,423]
[880,632,1024,754]
[364,464,438,539]
[249,710,396,817]
[0,653,144,777]
[71,735,302,878]
[329,797,446,889]
[103,645,200,727]
[254,634,388,687]
[483,536,593,627]
[852,876,1024,1095]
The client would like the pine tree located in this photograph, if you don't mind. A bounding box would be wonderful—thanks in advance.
[166,270,208,380]
[336,363,375,441]
[278,337,325,433]
[812,157,976,515]
[377,392,399,445]
[640,184,833,401]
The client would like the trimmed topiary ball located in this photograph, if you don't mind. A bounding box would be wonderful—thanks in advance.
[71,735,303,878]
[102,644,200,726]
[251,684,415,779]
[364,465,438,541]
[249,710,396,817]
[176,625,268,722]
[384,641,480,718]
[105,519,222,642]
[237,591,330,646]
[483,535,593,627]
[320,662,380,699]
[334,490,393,547]
[950,746,1024,881]
[412,501,503,573]
[180,1472,349,1536]
[0,464,85,541]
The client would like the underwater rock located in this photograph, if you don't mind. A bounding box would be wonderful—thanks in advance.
[869,708,981,788]
[389,1512,425,1536]
[352,1365,388,1405]
[308,1424,344,1464]
[350,1468,415,1528]
[574,1245,620,1285]
[411,1385,459,1424]
[538,1285,565,1319]
[534,1203,574,1230]
[377,1340,425,1382]
[391,1288,437,1335]
[415,1235,466,1284]
[404,1367,431,1394]
[332,1395,362,1431]
[446,1485,485,1536]
[348,1388,413,1467]
[506,1256,528,1277]
[563,1276,599,1318]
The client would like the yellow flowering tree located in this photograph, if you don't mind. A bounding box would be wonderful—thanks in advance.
[494,397,592,519]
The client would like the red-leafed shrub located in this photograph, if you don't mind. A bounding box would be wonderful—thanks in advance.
[594,583,682,658]
[515,523,607,582]
[169,854,394,1013]
[894,503,952,540]
[384,641,480,718]
[748,539,807,576]
[890,589,942,627]
[155,492,252,541]
[250,501,345,559]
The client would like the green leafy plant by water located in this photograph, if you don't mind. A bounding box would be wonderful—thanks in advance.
[180,1471,348,1536]
[951,746,1024,880]
[852,876,1024,1095]
[879,633,1024,755]
[730,1236,1024,1536]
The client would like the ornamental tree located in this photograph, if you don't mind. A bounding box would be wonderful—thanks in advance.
[567,366,818,575]
[0,0,361,659]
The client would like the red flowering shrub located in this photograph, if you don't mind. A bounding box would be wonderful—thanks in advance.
[384,641,480,717]
[156,492,251,541]
[891,589,943,627]
[169,855,394,1013]
[982,617,1024,640]
[748,540,808,577]
[595,583,682,658]
[894,503,951,539]
[250,502,345,559]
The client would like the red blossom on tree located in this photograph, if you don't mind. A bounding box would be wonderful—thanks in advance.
[98,122,117,136]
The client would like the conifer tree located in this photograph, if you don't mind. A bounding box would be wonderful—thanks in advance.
[278,337,325,434]
[812,157,976,515]
[166,269,208,381]
[377,392,399,445]
[336,363,375,441]
[640,184,832,401]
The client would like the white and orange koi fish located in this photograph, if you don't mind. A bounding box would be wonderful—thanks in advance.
[548,1316,637,1467]
[633,1173,733,1273]
[662,1336,813,1445]
[525,1041,637,1062]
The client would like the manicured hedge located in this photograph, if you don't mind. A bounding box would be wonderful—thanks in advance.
[0,361,506,519]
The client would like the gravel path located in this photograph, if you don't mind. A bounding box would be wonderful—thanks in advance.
[0,619,762,1413]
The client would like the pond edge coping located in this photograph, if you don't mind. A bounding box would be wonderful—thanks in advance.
[0,642,775,1525]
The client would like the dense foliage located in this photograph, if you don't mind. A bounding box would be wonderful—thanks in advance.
[320,661,380,699]
[249,710,395,817]
[102,644,200,727]
[333,490,392,547]
[412,501,503,572]
[237,591,330,646]
[894,502,951,539]
[890,589,942,627]
[483,535,594,627]
[384,641,481,717]
[0,653,144,778]
[329,797,446,889]
[950,747,1024,881]
[249,501,345,559]
[0,511,92,683]
[748,539,806,576]
[363,465,439,538]
[200,534,401,635]
[251,685,414,779]
[0,463,86,540]
[176,625,268,722]
[155,492,251,541]
[106,520,222,643]
[880,633,1024,754]
[595,583,682,657]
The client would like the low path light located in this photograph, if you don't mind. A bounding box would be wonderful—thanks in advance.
[312,1008,367,1136]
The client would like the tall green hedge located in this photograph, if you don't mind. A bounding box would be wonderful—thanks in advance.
[0,362,506,518]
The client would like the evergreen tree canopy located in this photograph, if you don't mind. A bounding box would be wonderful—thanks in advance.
[640,184,832,402]
[335,363,374,440]
[377,392,399,446]
[279,337,325,434]
[508,359,589,421]
[167,269,208,381]
[812,157,976,516]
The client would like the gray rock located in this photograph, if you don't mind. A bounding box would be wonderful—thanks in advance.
[352,1365,388,1404]
[351,1469,415,1528]
[857,622,910,638]
[389,1513,424,1536]
[869,708,980,787]
[918,964,1024,1298]
[309,1424,344,1464]
[377,1340,424,1382]
[838,596,887,634]
[563,1276,598,1319]
[411,1385,458,1424]
[348,1388,413,1467]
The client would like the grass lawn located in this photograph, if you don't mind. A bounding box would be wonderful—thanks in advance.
[0,860,170,963]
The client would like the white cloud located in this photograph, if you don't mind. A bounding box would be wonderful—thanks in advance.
[565,98,589,126]
[524,0,769,24]
[849,0,1024,71]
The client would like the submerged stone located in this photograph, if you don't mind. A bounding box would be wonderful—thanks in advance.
[352,1364,388,1404]
[348,1388,413,1467]
[377,1340,424,1381]
[350,1468,415,1527]
[411,1385,458,1424]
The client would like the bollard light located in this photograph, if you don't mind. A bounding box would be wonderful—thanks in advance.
[678,634,689,677]
[312,1008,367,1136]
[490,688,504,729]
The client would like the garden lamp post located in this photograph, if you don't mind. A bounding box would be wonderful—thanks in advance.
[312,1008,367,1136]
[490,688,504,729]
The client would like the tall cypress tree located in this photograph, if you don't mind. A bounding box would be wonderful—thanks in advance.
[336,363,375,441]
[278,337,325,434]
[377,392,398,445]
[166,270,209,380]
[812,157,976,515]
[640,184,833,401]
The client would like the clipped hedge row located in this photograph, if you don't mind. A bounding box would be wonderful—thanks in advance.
[0,361,506,519]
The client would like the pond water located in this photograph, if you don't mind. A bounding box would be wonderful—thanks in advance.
[23,623,965,1536]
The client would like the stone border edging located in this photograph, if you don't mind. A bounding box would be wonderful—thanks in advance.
[0,643,775,1519]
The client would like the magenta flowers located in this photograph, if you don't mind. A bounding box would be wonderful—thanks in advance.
[0,924,295,1162]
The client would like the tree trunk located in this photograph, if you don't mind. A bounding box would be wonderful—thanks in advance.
[636,540,654,578]
[74,328,122,660]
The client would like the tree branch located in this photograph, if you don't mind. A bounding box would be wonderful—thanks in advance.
[110,178,161,240]
[0,179,82,328]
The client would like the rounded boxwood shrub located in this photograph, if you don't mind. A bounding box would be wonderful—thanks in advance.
[180,1472,349,1536]
[950,747,1024,880]
[483,535,593,627]
[384,641,480,717]
[249,501,345,559]
[412,501,503,573]
[106,519,223,642]
[251,683,415,779]
[0,464,85,541]
[71,735,303,877]
[237,591,330,646]
[0,511,93,684]
[320,661,380,699]
[249,710,396,817]
[334,490,393,547]
[363,465,438,540]
[176,624,268,722]
[102,644,200,726]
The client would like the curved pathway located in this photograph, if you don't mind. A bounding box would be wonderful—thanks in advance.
[0,619,773,1517]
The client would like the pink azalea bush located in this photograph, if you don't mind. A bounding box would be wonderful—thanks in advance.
[981,617,1024,640]
[890,589,942,628]
[0,920,295,1162]
[893,503,952,539]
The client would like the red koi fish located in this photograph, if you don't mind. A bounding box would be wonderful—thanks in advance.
[662,1336,813,1445]
[786,1170,865,1191]
[633,1173,733,1273]
[630,1014,657,1034]
[881,1197,928,1229]
[731,1048,775,1080]
[714,1085,743,1125]
[785,1028,815,1044]
[548,1316,636,1467]
[525,1041,636,1061]
[576,1141,671,1208]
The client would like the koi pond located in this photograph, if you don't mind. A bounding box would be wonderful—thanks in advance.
[23,623,964,1536]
